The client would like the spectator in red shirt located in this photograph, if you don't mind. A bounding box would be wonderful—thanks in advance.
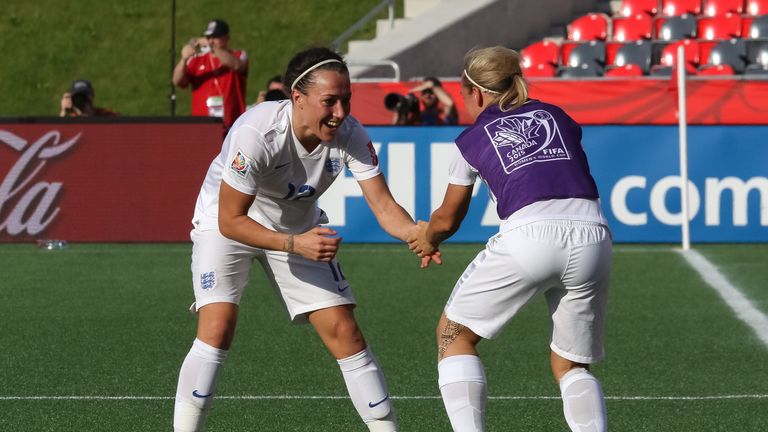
[173,19,248,128]
[59,79,119,117]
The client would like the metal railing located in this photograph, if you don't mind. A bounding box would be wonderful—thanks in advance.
[348,60,401,82]
[332,0,395,51]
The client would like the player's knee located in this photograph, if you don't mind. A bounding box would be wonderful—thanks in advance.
[198,318,236,349]
[331,318,364,345]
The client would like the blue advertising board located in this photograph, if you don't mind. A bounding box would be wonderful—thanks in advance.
[318,126,768,243]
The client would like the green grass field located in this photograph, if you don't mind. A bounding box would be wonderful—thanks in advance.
[1,243,767,431]
[1,0,399,117]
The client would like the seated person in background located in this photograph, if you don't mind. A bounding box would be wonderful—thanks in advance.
[59,79,119,117]
[254,75,288,104]
[410,77,458,125]
[263,88,289,102]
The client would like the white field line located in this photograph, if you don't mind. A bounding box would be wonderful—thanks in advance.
[1,394,767,401]
[0,245,675,255]
[680,249,768,348]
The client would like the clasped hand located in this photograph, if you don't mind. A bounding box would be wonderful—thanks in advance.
[407,221,442,269]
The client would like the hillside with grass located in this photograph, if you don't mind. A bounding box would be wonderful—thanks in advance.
[0,0,397,117]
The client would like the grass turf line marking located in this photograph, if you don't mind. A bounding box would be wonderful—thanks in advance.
[2,394,767,401]
[680,249,768,348]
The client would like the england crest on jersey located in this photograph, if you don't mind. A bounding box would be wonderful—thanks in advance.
[484,109,570,174]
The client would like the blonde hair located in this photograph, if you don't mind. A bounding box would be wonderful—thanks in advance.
[462,46,528,112]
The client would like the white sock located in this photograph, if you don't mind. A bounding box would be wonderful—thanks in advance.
[337,347,398,431]
[438,355,487,432]
[559,368,607,432]
[173,339,228,432]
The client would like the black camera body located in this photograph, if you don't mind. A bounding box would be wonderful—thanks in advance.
[71,93,90,111]
[384,92,420,115]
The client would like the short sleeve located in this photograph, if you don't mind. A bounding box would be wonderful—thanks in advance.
[447,146,477,186]
[343,121,381,181]
[221,125,267,195]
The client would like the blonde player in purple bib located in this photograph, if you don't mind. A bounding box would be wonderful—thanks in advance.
[409,46,612,432]
[173,47,438,432]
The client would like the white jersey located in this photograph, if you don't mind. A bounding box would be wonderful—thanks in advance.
[192,100,381,233]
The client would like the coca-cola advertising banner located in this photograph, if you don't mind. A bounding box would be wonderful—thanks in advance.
[0,119,223,242]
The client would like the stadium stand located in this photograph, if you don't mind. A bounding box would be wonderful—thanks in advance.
[656,14,698,40]
[512,0,768,78]
[661,0,704,16]
[619,0,661,16]
[746,0,768,15]
[697,13,743,39]
[703,0,746,16]
[567,12,611,41]
[700,38,747,72]
[612,13,655,41]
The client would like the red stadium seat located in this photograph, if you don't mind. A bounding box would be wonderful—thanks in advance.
[697,39,720,63]
[612,14,654,41]
[606,42,624,65]
[523,63,558,77]
[605,64,646,76]
[619,0,661,17]
[661,0,703,16]
[568,13,611,41]
[659,39,701,70]
[697,13,743,40]
[698,64,736,74]
[521,40,560,69]
[746,0,768,15]
[742,16,754,36]
[703,0,746,16]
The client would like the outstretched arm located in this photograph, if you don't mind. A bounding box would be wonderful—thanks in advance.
[357,173,416,242]
[411,183,473,256]
[218,181,340,261]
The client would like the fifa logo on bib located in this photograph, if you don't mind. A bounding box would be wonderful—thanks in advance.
[484,110,570,174]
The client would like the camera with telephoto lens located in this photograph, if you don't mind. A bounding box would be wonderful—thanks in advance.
[384,92,420,116]
[71,93,89,111]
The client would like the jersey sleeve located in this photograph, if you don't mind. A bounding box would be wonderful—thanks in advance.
[221,125,268,196]
[447,146,477,186]
[342,121,381,181]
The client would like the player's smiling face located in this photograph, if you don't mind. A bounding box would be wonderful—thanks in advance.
[292,69,351,150]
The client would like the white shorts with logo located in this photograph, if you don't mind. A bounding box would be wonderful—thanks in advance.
[445,220,612,364]
[190,228,355,324]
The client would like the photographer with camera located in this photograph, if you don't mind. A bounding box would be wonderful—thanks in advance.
[410,77,458,125]
[172,19,248,128]
[59,79,118,117]
[384,92,421,125]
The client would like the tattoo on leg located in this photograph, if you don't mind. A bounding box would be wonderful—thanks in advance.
[438,320,465,361]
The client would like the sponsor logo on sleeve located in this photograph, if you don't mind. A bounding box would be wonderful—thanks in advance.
[230,150,252,178]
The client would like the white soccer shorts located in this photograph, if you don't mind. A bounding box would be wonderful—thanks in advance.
[445,220,612,364]
[190,228,355,323]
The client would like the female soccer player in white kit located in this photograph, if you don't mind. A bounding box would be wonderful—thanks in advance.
[173,47,431,432]
[409,46,612,432]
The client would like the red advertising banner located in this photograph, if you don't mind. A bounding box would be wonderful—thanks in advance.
[0,119,224,242]
[350,78,768,126]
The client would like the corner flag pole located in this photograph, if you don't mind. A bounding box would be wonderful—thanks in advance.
[170,0,177,116]
[677,45,691,250]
